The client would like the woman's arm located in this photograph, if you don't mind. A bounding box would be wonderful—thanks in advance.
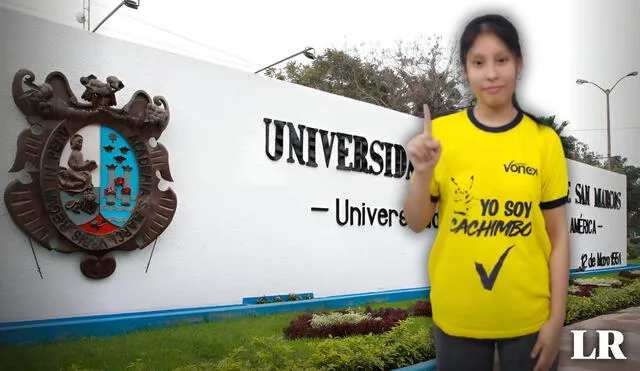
[543,204,570,325]
[403,170,438,233]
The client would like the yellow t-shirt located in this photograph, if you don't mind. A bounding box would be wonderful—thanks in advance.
[426,107,569,339]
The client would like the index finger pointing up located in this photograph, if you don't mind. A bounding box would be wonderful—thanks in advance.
[423,103,432,134]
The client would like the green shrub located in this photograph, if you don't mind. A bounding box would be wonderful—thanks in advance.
[254,293,309,305]
[308,333,387,371]
[565,279,640,324]
[61,365,103,371]
[190,319,435,371]
[628,243,640,259]
[256,296,269,304]
[307,319,435,371]
[620,270,640,279]
[573,277,623,286]
[310,309,376,328]
[175,337,302,371]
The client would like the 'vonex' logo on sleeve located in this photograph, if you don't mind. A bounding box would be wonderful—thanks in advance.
[503,160,538,176]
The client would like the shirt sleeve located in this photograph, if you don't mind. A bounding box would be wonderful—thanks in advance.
[430,172,440,203]
[540,129,569,209]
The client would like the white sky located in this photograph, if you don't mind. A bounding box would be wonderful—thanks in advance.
[2,0,639,166]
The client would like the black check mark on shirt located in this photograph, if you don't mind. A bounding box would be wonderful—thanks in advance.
[475,245,515,291]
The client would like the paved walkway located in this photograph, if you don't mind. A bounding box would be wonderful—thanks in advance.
[556,306,640,371]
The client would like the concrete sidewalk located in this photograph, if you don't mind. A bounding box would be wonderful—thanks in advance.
[557,306,640,371]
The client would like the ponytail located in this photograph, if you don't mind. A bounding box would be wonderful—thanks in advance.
[513,93,542,125]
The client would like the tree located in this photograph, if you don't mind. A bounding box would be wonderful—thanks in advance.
[567,140,605,167]
[268,42,640,238]
[537,115,603,167]
[269,45,610,171]
[539,116,640,238]
[265,36,468,119]
[538,115,572,156]
[607,156,640,235]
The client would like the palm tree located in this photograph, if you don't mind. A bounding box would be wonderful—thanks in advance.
[536,115,603,167]
[537,115,574,156]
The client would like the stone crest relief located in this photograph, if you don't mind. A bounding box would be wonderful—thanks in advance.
[4,69,177,279]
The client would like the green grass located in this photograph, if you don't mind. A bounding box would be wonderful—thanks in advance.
[578,272,626,279]
[629,258,640,264]
[0,299,421,371]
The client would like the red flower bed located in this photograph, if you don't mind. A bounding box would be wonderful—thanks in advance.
[409,300,432,317]
[121,187,131,195]
[568,280,597,297]
[283,307,408,340]
[104,186,116,195]
[114,177,125,186]
[572,285,597,297]
[620,270,640,279]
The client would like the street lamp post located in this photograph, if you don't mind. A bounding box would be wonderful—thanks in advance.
[92,0,140,33]
[576,71,638,170]
[254,47,316,74]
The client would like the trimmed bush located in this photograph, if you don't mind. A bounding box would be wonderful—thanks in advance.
[568,280,597,297]
[565,279,640,324]
[176,336,301,371]
[310,309,377,328]
[283,307,409,340]
[185,318,436,371]
[255,293,312,304]
[307,319,435,371]
[573,277,625,286]
[620,270,640,279]
[409,300,432,317]
[628,243,640,259]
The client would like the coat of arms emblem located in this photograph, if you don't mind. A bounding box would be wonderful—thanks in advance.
[4,69,177,279]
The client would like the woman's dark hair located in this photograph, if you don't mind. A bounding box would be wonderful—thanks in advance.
[459,14,541,124]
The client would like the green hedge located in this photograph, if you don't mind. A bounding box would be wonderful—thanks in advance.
[174,319,435,371]
[628,243,640,259]
[565,279,640,324]
[174,279,640,371]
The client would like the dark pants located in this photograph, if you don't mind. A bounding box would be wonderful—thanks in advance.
[433,323,559,371]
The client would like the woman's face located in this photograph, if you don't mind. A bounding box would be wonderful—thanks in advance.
[464,32,521,109]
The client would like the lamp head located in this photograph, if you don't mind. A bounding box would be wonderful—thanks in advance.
[576,79,589,85]
[303,48,316,60]
[75,11,86,24]
[123,0,139,9]
[628,71,638,77]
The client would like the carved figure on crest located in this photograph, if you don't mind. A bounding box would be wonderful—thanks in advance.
[58,134,97,193]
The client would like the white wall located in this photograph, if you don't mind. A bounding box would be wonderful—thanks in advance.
[566,159,627,270]
[0,8,433,322]
[0,8,627,323]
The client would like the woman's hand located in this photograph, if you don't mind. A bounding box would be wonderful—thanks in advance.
[407,104,441,174]
[531,317,563,371]
[403,104,441,232]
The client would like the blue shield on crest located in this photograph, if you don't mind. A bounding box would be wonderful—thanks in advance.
[59,124,139,234]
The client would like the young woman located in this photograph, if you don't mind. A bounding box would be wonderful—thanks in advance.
[404,14,570,371]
